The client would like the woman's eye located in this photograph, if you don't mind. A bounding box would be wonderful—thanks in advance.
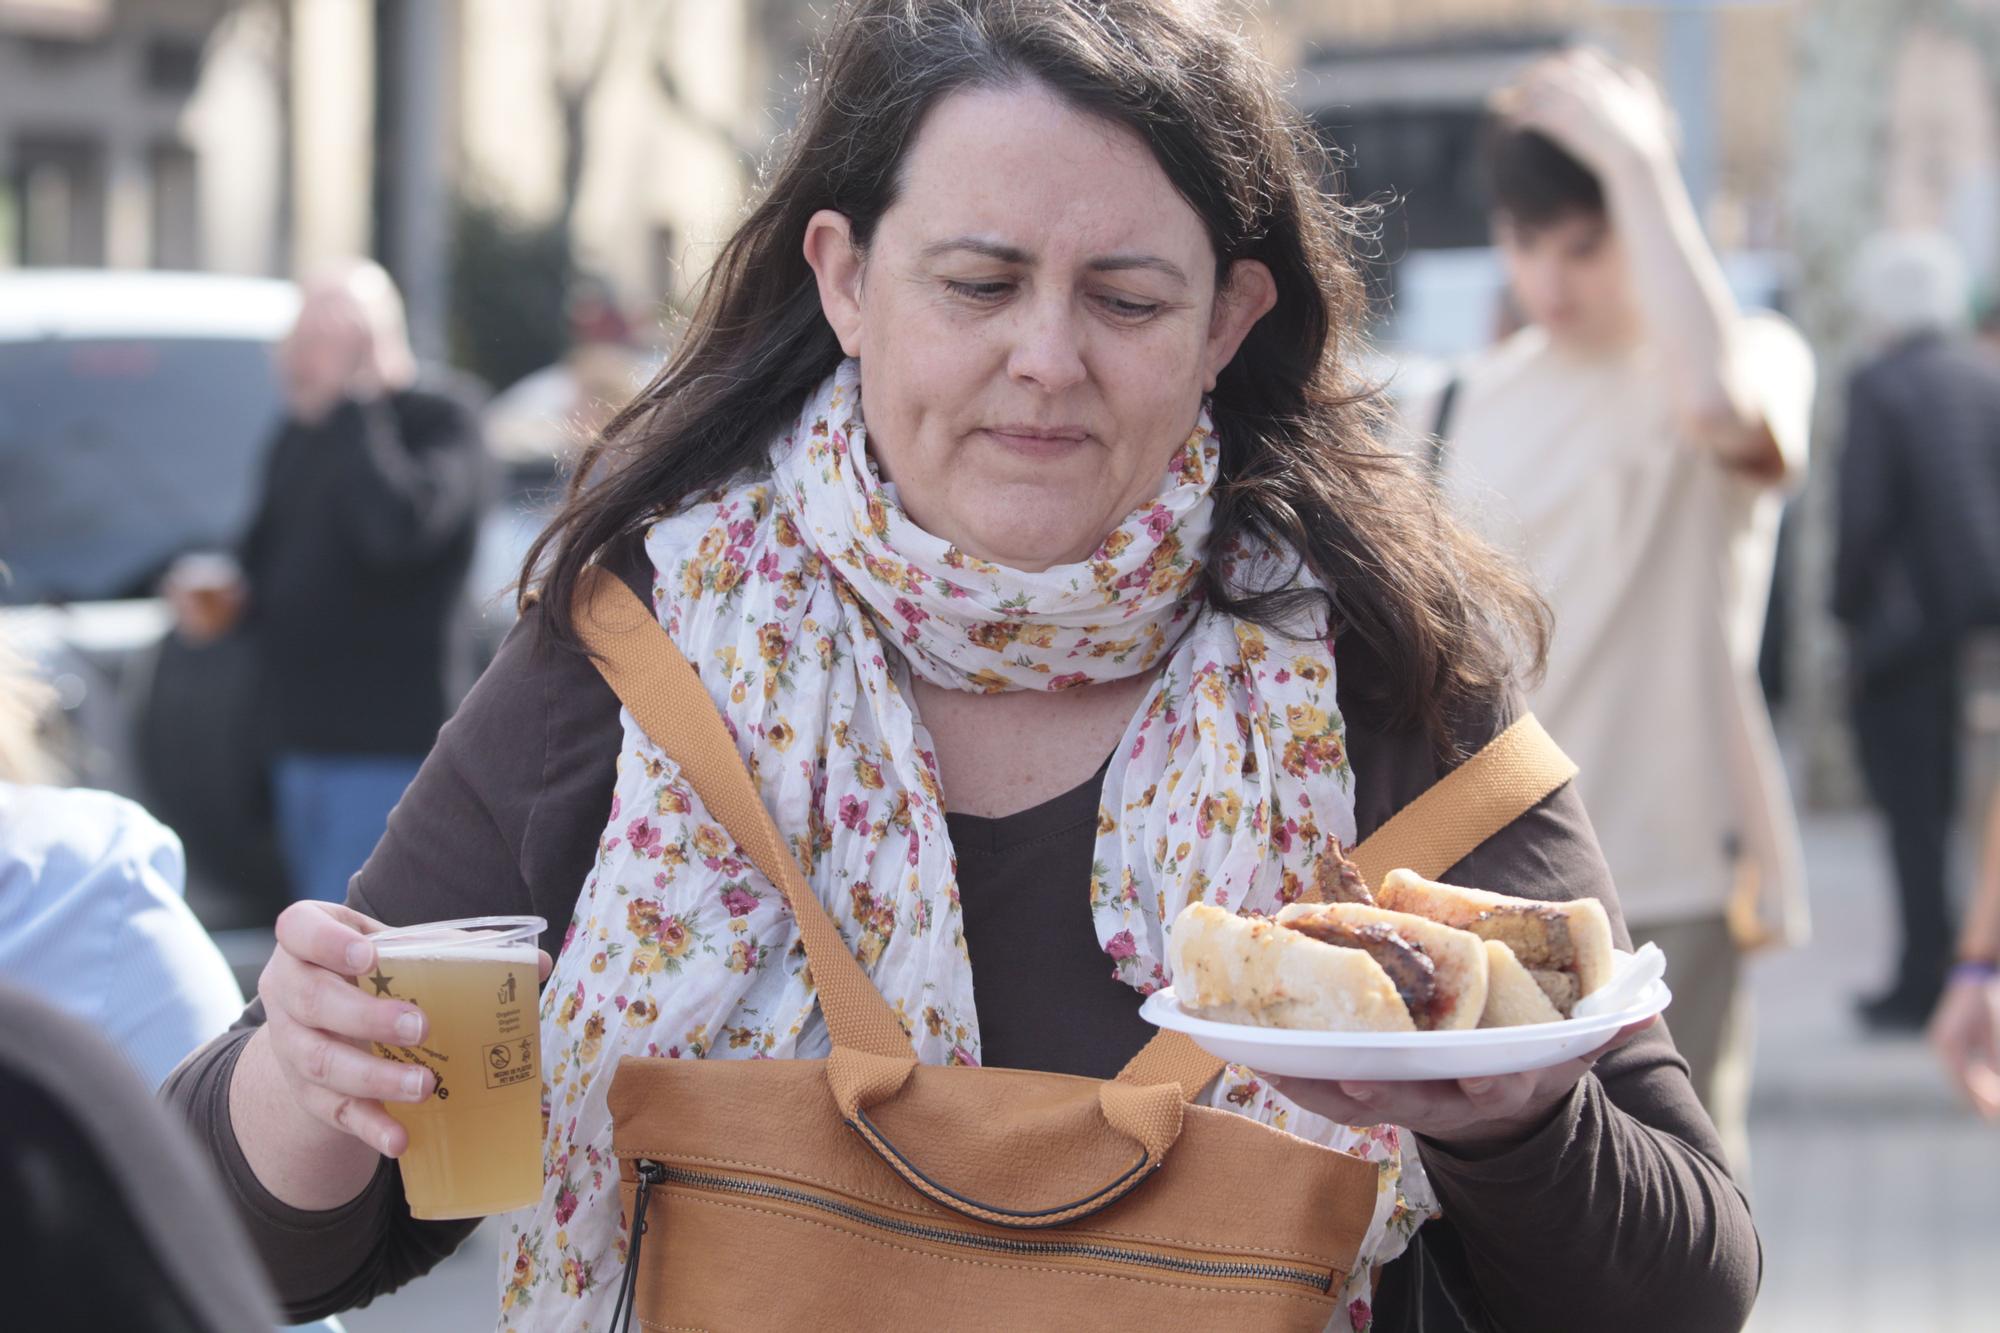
[944,279,1013,302]
[1098,294,1162,320]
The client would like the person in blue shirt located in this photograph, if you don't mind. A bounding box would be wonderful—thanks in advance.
[1,643,244,1090]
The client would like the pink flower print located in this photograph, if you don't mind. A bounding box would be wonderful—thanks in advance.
[554,1179,580,1226]
[1048,672,1091,692]
[626,817,662,857]
[720,885,758,917]
[949,1043,980,1067]
[1348,1299,1373,1331]
[906,832,920,865]
[1105,930,1137,961]
[756,549,782,580]
[838,793,868,832]
[609,793,622,821]
[1143,505,1173,540]
[727,518,756,548]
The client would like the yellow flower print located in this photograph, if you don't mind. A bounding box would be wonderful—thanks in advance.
[774,512,803,547]
[855,758,885,790]
[692,824,731,860]
[712,560,744,595]
[1235,624,1268,665]
[1286,702,1330,737]
[1292,657,1331,686]
[655,784,692,816]
[1097,807,1116,836]
[580,1012,606,1063]
[767,719,795,751]
[758,623,788,667]
[967,668,1011,693]
[625,997,658,1027]
[730,680,749,705]
[966,621,1020,652]
[1099,528,1134,558]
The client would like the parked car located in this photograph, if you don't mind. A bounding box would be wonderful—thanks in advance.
[1,269,300,932]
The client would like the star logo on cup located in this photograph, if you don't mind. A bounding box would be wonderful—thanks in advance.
[367,968,395,996]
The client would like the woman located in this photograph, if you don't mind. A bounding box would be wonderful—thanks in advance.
[165,3,1759,1329]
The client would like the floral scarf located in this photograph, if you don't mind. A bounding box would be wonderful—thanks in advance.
[501,360,1432,1332]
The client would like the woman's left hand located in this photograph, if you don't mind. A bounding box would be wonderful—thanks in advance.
[1264,1017,1657,1151]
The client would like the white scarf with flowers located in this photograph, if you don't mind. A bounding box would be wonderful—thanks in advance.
[501,360,1432,1333]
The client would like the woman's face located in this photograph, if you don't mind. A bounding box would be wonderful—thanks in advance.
[805,83,1275,571]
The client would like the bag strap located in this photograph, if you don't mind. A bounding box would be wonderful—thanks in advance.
[1112,711,1578,1098]
[573,567,916,1061]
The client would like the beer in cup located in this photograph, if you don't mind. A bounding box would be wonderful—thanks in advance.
[357,916,546,1219]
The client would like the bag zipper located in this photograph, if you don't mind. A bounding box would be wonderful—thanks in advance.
[621,1158,1332,1295]
[610,1159,666,1333]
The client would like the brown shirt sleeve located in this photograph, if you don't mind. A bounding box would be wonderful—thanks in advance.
[160,547,645,1319]
[1347,674,1759,1332]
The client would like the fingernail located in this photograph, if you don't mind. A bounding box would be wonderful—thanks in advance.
[1463,1078,1494,1096]
[346,940,372,972]
[395,1010,423,1044]
[379,1130,400,1157]
[1340,1083,1373,1102]
[403,1068,427,1101]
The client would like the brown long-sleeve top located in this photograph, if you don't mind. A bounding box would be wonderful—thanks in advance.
[163,542,1760,1332]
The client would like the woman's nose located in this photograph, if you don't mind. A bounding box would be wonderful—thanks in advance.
[1006,295,1088,392]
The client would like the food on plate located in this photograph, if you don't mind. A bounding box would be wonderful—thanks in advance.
[1312,841,1375,906]
[1476,940,1564,1027]
[1375,870,1613,1017]
[1168,901,1489,1032]
[1274,902,1489,1030]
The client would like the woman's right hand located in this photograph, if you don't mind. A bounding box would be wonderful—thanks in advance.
[258,901,436,1157]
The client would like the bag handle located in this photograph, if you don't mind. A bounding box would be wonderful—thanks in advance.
[1113,711,1578,1098]
[573,567,916,1062]
[825,1047,1184,1229]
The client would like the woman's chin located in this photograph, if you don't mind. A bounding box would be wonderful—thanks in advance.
[945,510,1105,573]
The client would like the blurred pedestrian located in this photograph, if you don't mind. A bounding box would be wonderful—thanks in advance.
[0,639,244,1089]
[1835,231,2000,1030]
[1412,49,1813,1169]
[167,261,492,905]
[1931,782,2000,1118]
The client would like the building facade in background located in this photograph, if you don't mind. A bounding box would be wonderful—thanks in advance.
[0,0,758,365]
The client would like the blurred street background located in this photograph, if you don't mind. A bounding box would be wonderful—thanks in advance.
[5,0,2000,1328]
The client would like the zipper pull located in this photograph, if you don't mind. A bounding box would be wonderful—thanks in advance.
[608,1160,666,1333]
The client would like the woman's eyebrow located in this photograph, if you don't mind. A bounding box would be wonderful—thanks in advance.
[919,237,1188,285]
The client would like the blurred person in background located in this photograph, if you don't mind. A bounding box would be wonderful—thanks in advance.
[1835,231,2000,1030]
[1932,783,2000,1118]
[0,638,244,1090]
[1409,49,1813,1170]
[167,261,493,906]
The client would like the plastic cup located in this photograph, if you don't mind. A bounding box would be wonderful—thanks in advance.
[357,916,546,1219]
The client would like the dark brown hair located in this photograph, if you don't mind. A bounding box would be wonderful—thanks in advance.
[1481,119,1606,232]
[524,0,1546,751]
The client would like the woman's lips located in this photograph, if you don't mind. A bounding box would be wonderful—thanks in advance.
[981,426,1090,460]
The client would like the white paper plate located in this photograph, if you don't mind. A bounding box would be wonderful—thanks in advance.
[1138,947,1672,1082]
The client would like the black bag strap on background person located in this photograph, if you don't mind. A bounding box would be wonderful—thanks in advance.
[1425,373,1461,479]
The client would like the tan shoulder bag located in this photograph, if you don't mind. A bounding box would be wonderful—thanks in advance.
[574,568,1576,1333]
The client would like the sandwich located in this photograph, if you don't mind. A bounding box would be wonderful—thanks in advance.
[1168,900,1490,1032]
[1374,869,1613,1019]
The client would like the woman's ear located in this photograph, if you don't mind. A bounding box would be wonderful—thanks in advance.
[1202,259,1279,392]
[804,210,866,358]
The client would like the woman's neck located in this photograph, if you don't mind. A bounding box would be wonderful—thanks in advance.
[910,672,1156,818]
